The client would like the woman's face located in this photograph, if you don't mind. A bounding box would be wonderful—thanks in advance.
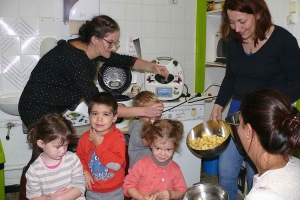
[227,9,257,40]
[96,31,120,58]
[237,113,249,151]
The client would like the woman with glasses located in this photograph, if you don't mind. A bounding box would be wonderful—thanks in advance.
[18,15,169,200]
[237,89,300,200]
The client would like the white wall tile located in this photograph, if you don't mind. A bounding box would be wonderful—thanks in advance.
[171,22,184,38]
[157,6,171,22]
[156,38,170,54]
[0,0,19,17]
[184,54,195,70]
[141,53,157,62]
[19,18,39,36]
[125,20,142,37]
[170,38,184,54]
[0,17,19,36]
[39,18,59,36]
[0,36,20,55]
[184,4,196,23]
[100,2,110,15]
[267,0,284,17]
[126,0,141,3]
[157,22,171,38]
[141,21,156,37]
[170,6,185,22]
[111,0,126,2]
[157,0,168,6]
[185,23,196,38]
[126,4,142,20]
[140,38,156,54]
[142,0,156,5]
[38,0,59,18]
[110,3,126,20]
[19,0,39,17]
[20,36,40,55]
[141,5,156,21]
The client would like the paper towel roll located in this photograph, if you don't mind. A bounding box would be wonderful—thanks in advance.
[69,20,86,36]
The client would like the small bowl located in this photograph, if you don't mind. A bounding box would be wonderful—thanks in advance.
[186,120,231,158]
[183,182,229,200]
[225,112,246,156]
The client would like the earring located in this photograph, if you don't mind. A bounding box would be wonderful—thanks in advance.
[96,49,100,56]
[246,134,250,139]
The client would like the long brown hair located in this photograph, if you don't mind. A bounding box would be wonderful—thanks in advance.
[221,0,273,46]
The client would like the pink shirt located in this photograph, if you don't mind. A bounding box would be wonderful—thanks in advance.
[123,155,187,198]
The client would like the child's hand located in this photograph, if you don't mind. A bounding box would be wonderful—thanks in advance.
[47,187,69,199]
[89,128,104,146]
[84,170,94,190]
[155,190,172,200]
[142,192,157,200]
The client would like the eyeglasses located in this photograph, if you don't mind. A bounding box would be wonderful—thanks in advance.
[100,37,120,49]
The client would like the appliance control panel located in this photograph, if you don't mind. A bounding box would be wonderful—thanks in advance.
[161,98,205,121]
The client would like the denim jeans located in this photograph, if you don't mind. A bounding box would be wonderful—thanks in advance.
[218,99,257,200]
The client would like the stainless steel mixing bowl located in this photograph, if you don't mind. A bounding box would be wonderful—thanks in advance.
[183,182,229,200]
[186,120,231,158]
[225,111,246,156]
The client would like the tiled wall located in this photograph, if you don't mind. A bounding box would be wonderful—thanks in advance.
[0,0,197,94]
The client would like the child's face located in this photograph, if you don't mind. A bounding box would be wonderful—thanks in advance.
[38,138,69,161]
[89,104,118,135]
[150,137,175,163]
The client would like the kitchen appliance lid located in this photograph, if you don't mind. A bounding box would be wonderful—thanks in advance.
[98,63,132,99]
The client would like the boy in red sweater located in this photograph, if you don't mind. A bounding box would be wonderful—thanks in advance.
[76,92,126,200]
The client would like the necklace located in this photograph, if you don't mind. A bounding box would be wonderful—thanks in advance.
[248,38,252,55]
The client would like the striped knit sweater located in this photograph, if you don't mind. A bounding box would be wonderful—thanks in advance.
[26,151,86,199]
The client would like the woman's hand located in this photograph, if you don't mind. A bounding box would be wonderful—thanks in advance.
[210,104,223,123]
[132,59,169,81]
[152,63,169,81]
[143,102,164,118]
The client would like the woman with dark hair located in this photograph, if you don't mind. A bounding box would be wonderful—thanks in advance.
[209,0,300,199]
[18,15,169,199]
[238,89,300,199]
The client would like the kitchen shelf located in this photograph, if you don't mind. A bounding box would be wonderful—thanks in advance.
[205,62,226,68]
[206,9,222,15]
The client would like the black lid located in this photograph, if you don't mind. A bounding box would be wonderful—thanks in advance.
[98,63,132,96]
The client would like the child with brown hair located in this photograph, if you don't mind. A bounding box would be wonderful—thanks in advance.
[25,113,85,200]
[127,91,161,169]
[76,92,126,200]
[124,119,187,200]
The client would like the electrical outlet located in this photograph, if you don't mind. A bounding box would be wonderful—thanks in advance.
[169,0,178,5]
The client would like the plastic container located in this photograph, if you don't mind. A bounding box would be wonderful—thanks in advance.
[0,140,5,200]
[202,156,219,175]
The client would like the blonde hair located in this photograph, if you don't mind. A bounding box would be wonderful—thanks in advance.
[132,91,160,107]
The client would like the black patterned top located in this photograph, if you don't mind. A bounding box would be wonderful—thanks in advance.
[18,40,137,127]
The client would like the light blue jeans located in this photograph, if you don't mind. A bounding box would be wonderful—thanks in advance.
[218,99,257,200]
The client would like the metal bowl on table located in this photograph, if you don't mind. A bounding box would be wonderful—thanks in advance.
[183,182,229,200]
[186,120,231,158]
[225,111,246,156]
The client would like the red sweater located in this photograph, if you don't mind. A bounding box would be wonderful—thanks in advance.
[76,126,126,193]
